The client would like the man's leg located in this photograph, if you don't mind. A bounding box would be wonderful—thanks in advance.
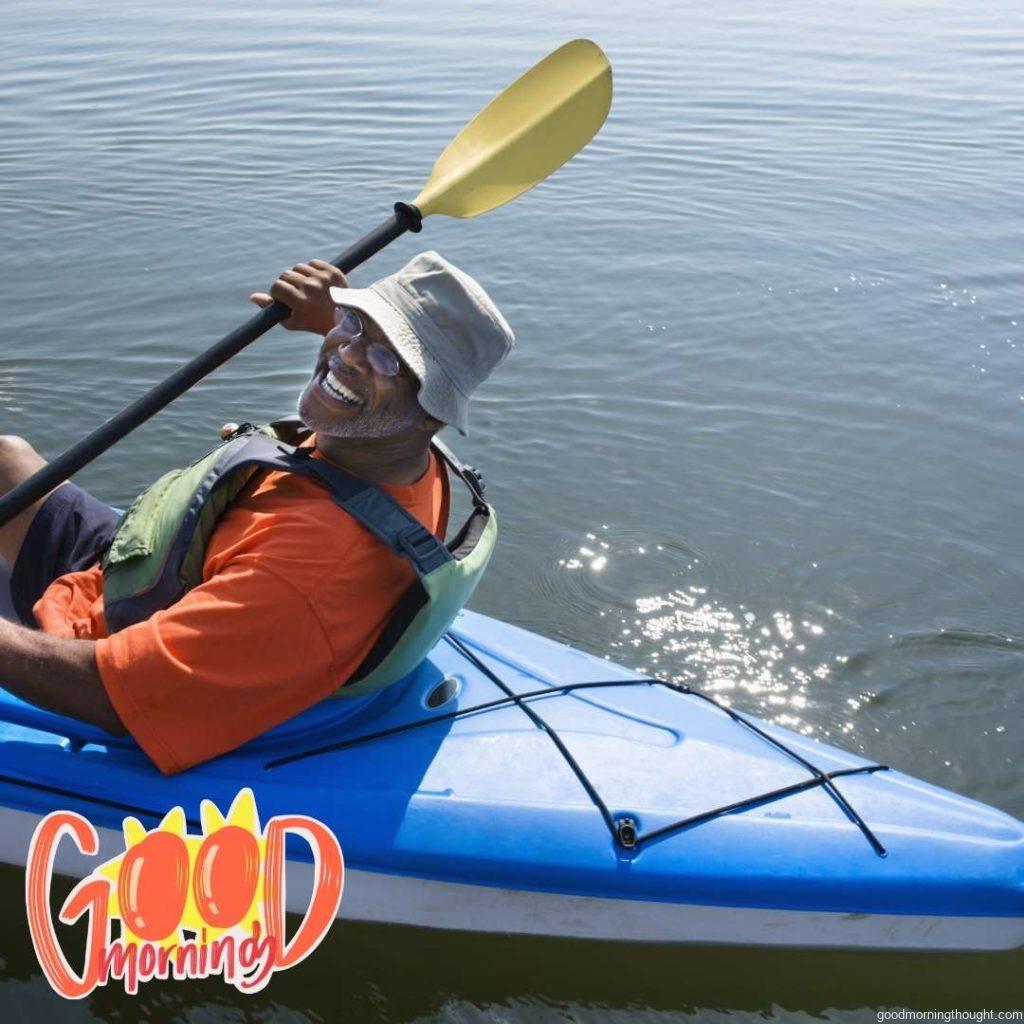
[1,440,120,626]
[0,435,55,569]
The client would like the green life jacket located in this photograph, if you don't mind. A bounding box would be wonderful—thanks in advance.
[100,417,497,698]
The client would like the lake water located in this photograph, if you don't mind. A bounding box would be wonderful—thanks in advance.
[0,0,1022,1019]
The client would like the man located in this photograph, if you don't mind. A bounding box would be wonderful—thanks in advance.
[0,251,513,773]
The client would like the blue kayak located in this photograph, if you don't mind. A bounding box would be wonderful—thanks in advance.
[1,604,1022,950]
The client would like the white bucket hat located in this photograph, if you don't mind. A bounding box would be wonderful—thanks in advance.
[328,251,514,435]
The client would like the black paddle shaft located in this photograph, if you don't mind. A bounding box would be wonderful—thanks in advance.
[0,202,422,528]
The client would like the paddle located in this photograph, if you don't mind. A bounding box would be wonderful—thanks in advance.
[0,39,612,528]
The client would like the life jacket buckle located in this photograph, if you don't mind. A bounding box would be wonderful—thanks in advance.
[463,464,486,498]
[395,524,447,573]
[220,421,257,440]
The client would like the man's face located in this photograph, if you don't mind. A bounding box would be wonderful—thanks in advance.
[297,307,427,439]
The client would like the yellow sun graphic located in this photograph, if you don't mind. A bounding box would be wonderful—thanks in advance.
[96,789,266,947]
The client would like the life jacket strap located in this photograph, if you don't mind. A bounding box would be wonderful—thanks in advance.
[221,432,452,578]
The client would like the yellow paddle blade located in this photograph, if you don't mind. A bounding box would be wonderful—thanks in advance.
[411,39,612,219]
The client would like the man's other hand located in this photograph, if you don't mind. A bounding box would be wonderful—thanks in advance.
[250,260,348,335]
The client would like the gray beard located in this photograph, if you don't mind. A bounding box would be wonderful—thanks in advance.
[296,378,423,439]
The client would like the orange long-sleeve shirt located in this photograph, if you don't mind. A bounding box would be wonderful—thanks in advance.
[32,444,448,775]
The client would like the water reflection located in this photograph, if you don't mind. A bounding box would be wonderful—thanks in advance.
[553,527,844,737]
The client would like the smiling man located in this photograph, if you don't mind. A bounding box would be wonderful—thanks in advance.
[0,252,513,773]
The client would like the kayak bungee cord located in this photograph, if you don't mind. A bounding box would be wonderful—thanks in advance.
[0,637,889,856]
[447,631,890,855]
[263,631,890,857]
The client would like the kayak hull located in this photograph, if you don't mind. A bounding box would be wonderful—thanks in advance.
[0,801,1020,951]
[1,598,1022,951]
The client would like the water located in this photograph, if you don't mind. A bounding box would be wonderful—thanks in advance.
[1,0,1022,1018]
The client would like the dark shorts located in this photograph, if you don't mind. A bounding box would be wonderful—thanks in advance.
[9,483,120,627]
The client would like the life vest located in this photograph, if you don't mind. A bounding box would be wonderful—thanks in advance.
[100,417,496,698]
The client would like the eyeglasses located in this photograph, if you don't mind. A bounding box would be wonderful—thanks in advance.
[327,306,402,378]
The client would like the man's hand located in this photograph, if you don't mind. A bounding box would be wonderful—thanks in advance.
[250,260,349,335]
